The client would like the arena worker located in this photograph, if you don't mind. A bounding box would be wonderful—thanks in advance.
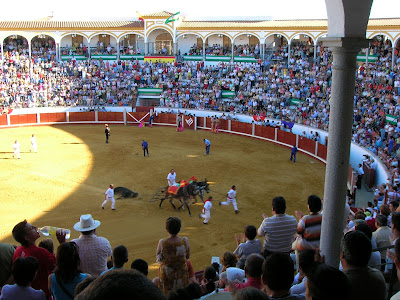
[102,184,116,210]
[167,169,177,186]
[220,185,239,214]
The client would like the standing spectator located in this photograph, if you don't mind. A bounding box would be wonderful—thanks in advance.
[200,196,213,224]
[257,196,297,257]
[290,145,298,163]
[233,225,262,260]
[204,138,211,155]
[156,217,190,294]
[340,231,386,300]
[71,214,112,276]
[30,134,37,153]
[12,140,20,159]
[220,185,239,214]
[0,243,15,287]
[102,184,116,210]
[372,215,393,269]
[49,242,91,300]
[142,140,149,157]
[356,163,364,189]
[12,220,66,297]
[1,257,45,300]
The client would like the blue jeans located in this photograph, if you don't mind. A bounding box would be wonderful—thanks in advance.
[206,145,210,155]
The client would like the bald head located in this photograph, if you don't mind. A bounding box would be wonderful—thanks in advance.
[245,254,265,278]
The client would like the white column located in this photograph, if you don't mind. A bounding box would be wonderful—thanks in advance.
[287,43,291,66]
[231,43,234,62]
[173,42,177,56]
[320,37,368,268]
[203,43,206,61]
[37,112,40,124]
[252,123,255,136]
[392,47,395,70]
[0,42,3,64]
[95,111,98,122]
[314,43,317,64]
[145,42,149,55]
[194,116,197,131]
[261,43,265,61]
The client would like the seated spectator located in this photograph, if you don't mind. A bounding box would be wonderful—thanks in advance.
[231,254,264,291]
[390,237,400,299]
[0,256,45,300]
[75,270,165,300]
[12,220,65,298]
[101,245,128,275]
[71,214,112,276]
[167,282,202,300]
[131,259,149,277]
[354,223,381,269]
[49,242,91,300]
[221,251,238,272]
[305,263,350,300]
[234,286,269,300]
[372,215,393,270]
[340,231,386,300]
[262,253,305,299]
[74,277,97,297]
[38,239,54,254]
[199,266,217,296]
[233,225,262,259]
[0,243,15,287]
[290,249,317,295]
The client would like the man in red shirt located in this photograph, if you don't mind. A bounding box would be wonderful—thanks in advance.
[232,254,265,291]
[12,220,65,298]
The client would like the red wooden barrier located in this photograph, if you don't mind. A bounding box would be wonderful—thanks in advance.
[298,137,316,154]
[41,113,67,123]
[218,119,228,131]
[277,131,296,146]
[317,143,327,160]
[230,120,240,133]
[155,113,169,124]
[0,114,7,125]
[198,117,205,127]
[98,112,124,122]
[183,115,195,130]
[69,112,95,122]
[206,118,211,129]
[258,126,275,139]
[10,114,37,125]
[167,114,176,125]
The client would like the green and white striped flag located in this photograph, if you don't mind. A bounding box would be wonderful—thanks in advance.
[165,12,180,24]
[386,114,397,125]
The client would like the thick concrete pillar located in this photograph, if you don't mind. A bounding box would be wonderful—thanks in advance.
[231,43,234,62]
[203,43,206,61]
[261,43,265,60]
[314,43,317,64]
[145,42,149,55]
[392,47,395,70]
[320,37,369,268]
[173,42,177,56]
[287,43,291,66]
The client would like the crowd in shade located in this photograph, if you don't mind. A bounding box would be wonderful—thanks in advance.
[2,192,400,299]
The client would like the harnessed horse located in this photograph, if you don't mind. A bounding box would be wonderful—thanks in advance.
[159,183,197,216]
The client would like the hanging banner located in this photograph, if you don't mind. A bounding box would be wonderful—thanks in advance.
[144,56,176,63]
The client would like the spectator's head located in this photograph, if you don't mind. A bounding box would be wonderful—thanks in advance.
[167,283,202,300]
[12,220,39,246]
[236,258,246,270]
[55,242,81,282]
[306,263,350,300]
[73,214,101,236]
[75,270,166,300]
[390,201,399,212]
[307,195,322,213]
[394,237,400,281]
[375,215,388,227]
[234,287,269,300]
[272,196,286,214]
[131,259,148,277]
[262,253,293,296]
[244,254,265,278]
[38,238,54,254]
[112,245,129,268]
[298,249,317,276]
[354,211,366,220]
[75,277,97,297]
[221,251,238,269]
[355,223,373,240]
[380,204,390,217]
[244,225,257,240]
[166,217,181,235]
[392,212,400,238]
[340,231,371,269]
[12,256,39,287]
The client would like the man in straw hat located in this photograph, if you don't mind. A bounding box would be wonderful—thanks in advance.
[71,214,112,276]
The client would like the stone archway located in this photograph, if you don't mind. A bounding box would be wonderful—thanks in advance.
[147,28,173,55]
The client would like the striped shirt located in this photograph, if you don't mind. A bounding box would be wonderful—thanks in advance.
[296,213,322,251]
[257,214,297,253]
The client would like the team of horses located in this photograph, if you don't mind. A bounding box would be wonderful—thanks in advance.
[159,179,210,216]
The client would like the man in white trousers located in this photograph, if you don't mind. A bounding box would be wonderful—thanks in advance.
[167,169,177,186]
[200,196,213,224]
[12,140,20,159]
[220,185,239,214]
[30,134,37,153]
[102,184,116,210]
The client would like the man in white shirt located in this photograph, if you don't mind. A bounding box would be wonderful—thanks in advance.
[220,185,239,214]
[200,196,213,224]
[167,169,177,186]
[30,134,37,153]
[102,184,116,210]
[357,163,364,189]
[12,140,20,159]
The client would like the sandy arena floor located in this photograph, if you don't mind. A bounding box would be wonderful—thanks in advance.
[0,124,325,277]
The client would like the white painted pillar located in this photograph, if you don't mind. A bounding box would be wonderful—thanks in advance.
[314,43,317,64]
[296,134,299,147]
[228,120,231,132]
[95,111,98,122]
[231,43,234,62]
[274,128,278,140]
[203,43,206,61]
[0,42,3,64]
[261,43,265,61]
[37,112,40,124]
[320,37,368,268]
[123,109,127,125]
[287,43,291,66]
[392,47,395,70]
[252,123,255,136]
[194,116,197,131]
[7,114,10,126]
[365,45,369,67]
[145,42,149,55]
[66,111,70,123]
[173,42,177,56]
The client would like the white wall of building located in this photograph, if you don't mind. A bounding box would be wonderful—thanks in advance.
[206,35,224,47]
[177,35,198,55]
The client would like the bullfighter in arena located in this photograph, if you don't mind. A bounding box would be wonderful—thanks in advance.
[102,184,116,210]
[105,124,110,143]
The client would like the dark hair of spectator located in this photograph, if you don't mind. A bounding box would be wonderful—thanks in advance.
[395,238,400,265]
[212,262,220,274]
[12,256,39,286]
[392,212,400,233]
[380,204,390,217]
[202,266,217,295]
[272,196,286,214]
[298,249,317,275]
[75,277,97,296]
[167,283,202,300]
[341,231,371,268]
[306,263,350,300]
[262,253,293,292]
[355,223,373,240]
[375,215,388,227]
[222,251,238,269]
[166,217,181,235]
[391,201,400,209]
[38,238,54,254]
[234,287,269,300]
[354,211,366,220]
[74,270,166,300]
[131,259,149,276]
[245,225,257,240]
[308,195,322,213]
[236,258,246,270]
[12,220,29,246]
[55,242,81,283]
[113,245,129,268]
[245,254,265,278]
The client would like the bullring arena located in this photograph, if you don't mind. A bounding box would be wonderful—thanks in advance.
[0,113,325,277]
